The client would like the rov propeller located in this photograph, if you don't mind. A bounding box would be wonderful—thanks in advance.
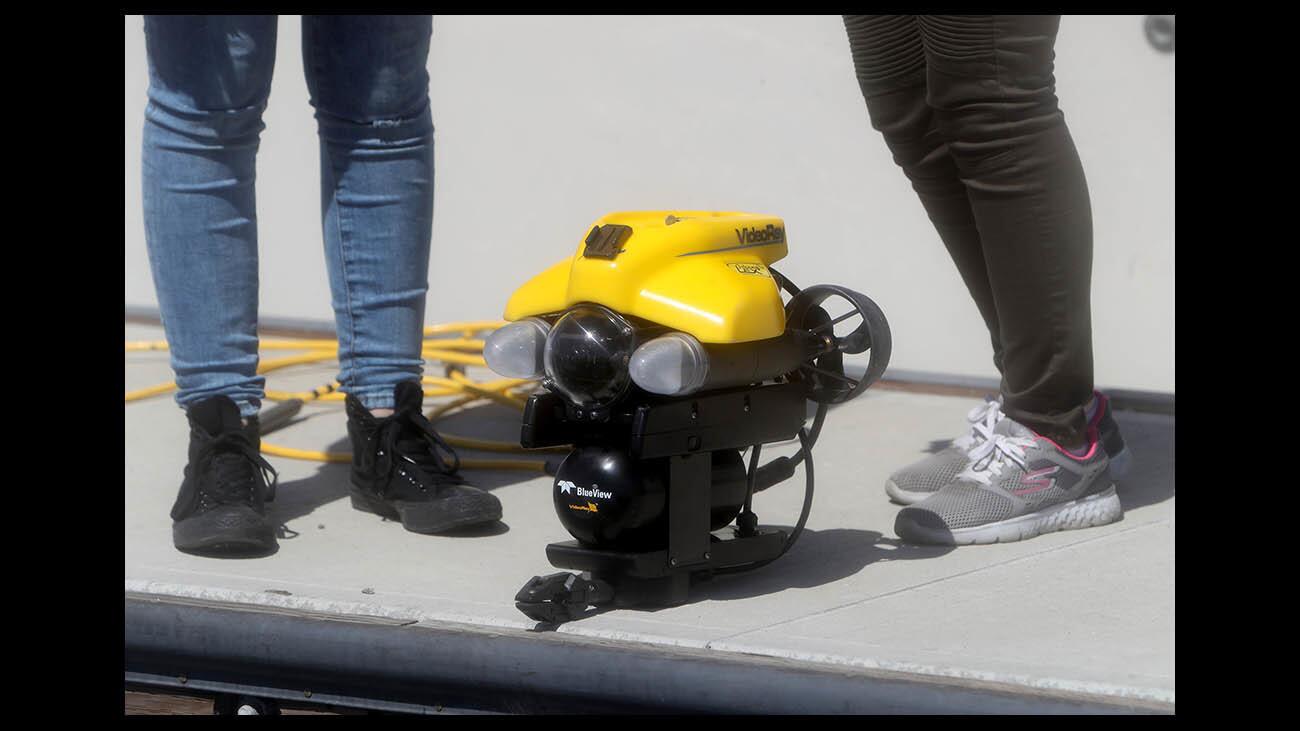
[784,284,892,404]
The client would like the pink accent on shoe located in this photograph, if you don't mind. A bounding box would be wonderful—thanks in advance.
[1033,429,1098,461]
[1013,465,1061,495]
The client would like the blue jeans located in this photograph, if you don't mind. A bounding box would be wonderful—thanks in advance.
[141,15,435,418]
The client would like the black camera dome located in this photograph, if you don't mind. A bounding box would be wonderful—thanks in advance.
[543,305,637,409]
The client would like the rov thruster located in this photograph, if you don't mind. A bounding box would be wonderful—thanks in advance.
[483,211,891,622]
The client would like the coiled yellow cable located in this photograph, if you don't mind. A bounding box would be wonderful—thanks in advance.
[125,322,563,473]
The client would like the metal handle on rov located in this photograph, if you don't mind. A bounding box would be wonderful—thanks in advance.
[515,572,615,623]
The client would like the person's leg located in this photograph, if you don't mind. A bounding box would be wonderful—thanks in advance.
[142,15,278,420]
[142,15,281,554]
[301,15,501,532]
[301,14,434,411]
[843,15,1011,506]
[916,14,1095,448]
[890,15,1118,545]
[842,15,1005,372]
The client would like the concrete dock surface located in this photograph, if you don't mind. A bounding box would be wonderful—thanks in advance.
[125,322,1174,713]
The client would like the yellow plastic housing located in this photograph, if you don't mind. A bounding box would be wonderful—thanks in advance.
[503,211,789,343]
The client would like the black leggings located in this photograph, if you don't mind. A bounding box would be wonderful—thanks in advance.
[842,15,1094,446]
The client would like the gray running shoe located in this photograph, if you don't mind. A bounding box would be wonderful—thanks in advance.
[884,397,1004,505]
[894,418,1122,545]
[885,390,1131,505]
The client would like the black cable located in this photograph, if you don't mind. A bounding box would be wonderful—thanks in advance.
[768,265,802,297]
[718,267,817,568]
[743,443,762,513]
[736,443,762,537]
[806,402,828,445]
[714,428,813,575]
[750,265,824,483]
[786,402,828,469]
[777,428,814,561]
[749,402,826,492]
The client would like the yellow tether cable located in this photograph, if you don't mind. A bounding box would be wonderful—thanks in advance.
[125,321,561,473]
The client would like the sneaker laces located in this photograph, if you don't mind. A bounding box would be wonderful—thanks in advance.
[196,432,278,504]
[955,432,1037,486]
[374,409,464,488]
[952,398,1004,453]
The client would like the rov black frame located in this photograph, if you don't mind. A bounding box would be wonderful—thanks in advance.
[516,382,807,618]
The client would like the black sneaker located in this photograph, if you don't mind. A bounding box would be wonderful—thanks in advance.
[171,396,278,554]
[346,381,502,533]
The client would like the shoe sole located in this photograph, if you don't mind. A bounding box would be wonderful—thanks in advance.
[350,488,502,534]
[173,508,276,555]
[897,485,1124,546]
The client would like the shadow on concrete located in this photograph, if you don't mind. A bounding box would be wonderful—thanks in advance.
[607,408,1174,611]
[689,527,953,603]
[266,459,352,532]
[525,528,949,627]
[924,439,954,455]
[1111,410,1175,512]
[427,401,566,490]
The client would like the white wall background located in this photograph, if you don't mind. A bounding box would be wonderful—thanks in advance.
[124,15,1175,392]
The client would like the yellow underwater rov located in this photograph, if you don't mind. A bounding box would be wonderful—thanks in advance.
[483,211,891,623]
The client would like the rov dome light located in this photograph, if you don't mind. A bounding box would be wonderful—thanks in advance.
[628,332,710,396]
[483,317,551,378]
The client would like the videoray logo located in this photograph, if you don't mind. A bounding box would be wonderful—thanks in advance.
[734,224,785,246]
